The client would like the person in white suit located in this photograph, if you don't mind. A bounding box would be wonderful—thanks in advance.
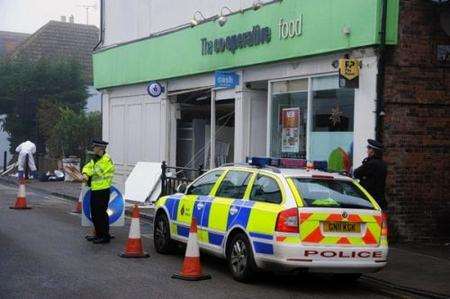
[15,140,37,179]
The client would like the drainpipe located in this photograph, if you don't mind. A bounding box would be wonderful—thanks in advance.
[93,0,104,51]
[375,0,388,142]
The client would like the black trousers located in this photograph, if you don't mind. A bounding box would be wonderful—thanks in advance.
[90,188,111,238]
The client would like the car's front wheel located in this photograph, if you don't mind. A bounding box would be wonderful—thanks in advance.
[153,212,175,254]
[227,232,257,283]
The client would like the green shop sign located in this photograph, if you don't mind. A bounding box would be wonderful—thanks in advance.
[201,25,272,55]
[93,0,399,89]
[200,15,302,56]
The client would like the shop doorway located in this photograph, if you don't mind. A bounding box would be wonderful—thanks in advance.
[174,90,234,170]
[208,98,234,168]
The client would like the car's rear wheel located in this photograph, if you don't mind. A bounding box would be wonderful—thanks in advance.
[227,232,257,283]
[153,212,175,254]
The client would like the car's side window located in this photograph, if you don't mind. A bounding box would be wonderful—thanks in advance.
[186,170,224,196]
[250,174,282,204]
[216,171,252,199]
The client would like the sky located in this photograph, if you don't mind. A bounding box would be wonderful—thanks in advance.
[0,0,100,34]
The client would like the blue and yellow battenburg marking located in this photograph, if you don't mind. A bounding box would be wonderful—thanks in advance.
[156,195,279,255]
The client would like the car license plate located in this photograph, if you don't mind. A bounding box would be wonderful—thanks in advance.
[323,222,361,233]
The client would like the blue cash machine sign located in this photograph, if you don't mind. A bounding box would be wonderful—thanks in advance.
[215,71,239,89]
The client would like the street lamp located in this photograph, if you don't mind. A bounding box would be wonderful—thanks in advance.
[252,0,264,10]
[217,6,233,27]
[190,10,207,27]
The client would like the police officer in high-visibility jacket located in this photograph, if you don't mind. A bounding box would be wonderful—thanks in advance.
[82,140,115,244]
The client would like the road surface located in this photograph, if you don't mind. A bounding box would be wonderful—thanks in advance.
[0,182,408,298]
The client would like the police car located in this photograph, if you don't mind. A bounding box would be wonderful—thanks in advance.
[154,157,388,282]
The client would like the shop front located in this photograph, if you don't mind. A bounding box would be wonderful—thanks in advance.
[269,75,355,172]
[93,0,399,189]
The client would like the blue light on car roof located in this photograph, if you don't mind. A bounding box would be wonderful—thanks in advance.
[247,157,280,168]
[313,161,328,171]
[246,157,329,171]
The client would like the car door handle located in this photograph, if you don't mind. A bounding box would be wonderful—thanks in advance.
[229,206,238,215]
[197,202,205,210]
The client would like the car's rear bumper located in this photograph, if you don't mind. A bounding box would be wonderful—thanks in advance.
[254,243,388,273]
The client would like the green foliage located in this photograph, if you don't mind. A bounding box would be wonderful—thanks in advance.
[48,108,101,162]
[36,99,62,144]
[0,58,87,154]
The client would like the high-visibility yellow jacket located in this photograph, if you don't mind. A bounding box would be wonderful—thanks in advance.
[82,153,115,191]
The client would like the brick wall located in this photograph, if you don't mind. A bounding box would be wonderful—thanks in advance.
[383,0,450,243]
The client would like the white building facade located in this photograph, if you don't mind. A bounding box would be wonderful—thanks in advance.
[94,0,399,192]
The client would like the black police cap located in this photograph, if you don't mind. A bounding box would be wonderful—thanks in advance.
[367,139,383,151]
[92,139,109,148]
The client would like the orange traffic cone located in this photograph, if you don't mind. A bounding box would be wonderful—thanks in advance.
[119,205,149,258]
[72,183,85,214]
[10,179,31,209]
[172,217,211,281]
[72,201,82,213]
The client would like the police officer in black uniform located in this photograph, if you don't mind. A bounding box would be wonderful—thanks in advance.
[354,139,388,210]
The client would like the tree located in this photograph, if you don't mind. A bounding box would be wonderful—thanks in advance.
[0,58,87,154]
[48,108,101,163]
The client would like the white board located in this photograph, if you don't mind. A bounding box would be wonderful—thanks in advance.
[124,162,162,203]
[148,178,162,203]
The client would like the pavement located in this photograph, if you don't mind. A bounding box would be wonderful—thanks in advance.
[0,176,156,219]
[1,177,449,298]
[365,247,450,298]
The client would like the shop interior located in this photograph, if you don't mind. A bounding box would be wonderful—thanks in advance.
[175,89,235,170]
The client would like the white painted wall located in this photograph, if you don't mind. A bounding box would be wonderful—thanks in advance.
[102,84,167,193]
[249,90,268,157]
[234,88,267,163]
[103,0,274,46]
[353,55,378,169]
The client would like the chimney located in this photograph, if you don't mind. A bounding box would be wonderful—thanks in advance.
[60,15,67,22]
[69,15,74,23]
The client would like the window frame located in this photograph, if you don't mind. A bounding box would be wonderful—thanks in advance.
[186,169,225,196]
[214,169,254,199]
[248,172,284,205]
[268,72,350,161]
[290,177,377,210]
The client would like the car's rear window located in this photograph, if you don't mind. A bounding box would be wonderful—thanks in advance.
[292,178,375,209]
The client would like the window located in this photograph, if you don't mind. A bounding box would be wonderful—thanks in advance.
[269,75,355,174]
[270,79,308,159]
[310,77,354,172]
[312,89,354,132]
[187,170,223,196]
[216,171,252,199]
[292,178,375,210]
[250,175,282,204]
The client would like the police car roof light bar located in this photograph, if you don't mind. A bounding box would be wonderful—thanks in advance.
[245,157,281,173]
[313,161,328,172]
[245,157,330,173]
[247,157,280,167]
[280,158,307,169]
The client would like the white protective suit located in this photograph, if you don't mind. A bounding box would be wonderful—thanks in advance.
[16,141,37,172]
